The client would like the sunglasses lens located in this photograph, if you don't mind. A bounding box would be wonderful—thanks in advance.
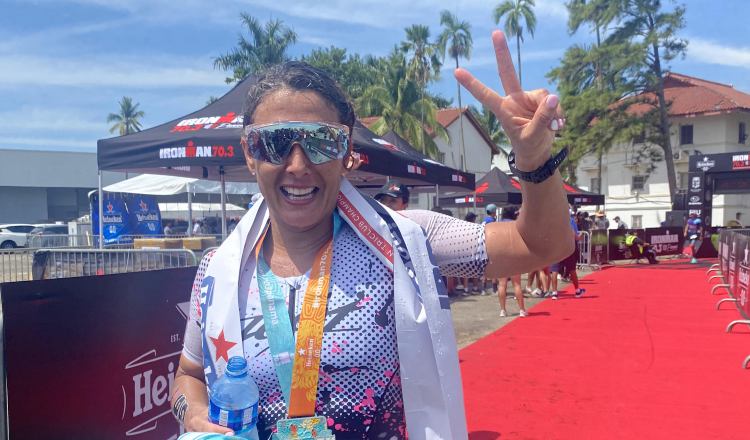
[246,122,348,165]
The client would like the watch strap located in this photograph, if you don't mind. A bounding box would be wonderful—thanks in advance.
[508,147,568,184]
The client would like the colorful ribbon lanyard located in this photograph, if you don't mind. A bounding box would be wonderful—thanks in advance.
[255,213,341,418]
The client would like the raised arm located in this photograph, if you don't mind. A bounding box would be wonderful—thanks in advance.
[455,31,573,278]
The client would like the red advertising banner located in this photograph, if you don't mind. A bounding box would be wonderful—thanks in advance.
[1,267,196,439]
[734,234,750,318]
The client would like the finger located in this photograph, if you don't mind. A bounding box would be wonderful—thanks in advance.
[492,31,522,96]
[454,68,508,120]
[526,94,560,139]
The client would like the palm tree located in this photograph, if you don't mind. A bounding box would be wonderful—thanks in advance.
[401,25,442,90]
[357,52,448,158]
[213,13,297,83]
[437,10,472,171]
[493,0,536,87]
[470,105,508,147]
[107,97,144,135]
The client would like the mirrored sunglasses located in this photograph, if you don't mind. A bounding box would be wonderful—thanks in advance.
[243,121,350,165]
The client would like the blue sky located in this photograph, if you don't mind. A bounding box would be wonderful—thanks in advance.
[2,0,749,152]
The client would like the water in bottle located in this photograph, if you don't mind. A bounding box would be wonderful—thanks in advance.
[209,356,260,440]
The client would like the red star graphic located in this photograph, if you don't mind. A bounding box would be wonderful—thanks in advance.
[210,330,237,362]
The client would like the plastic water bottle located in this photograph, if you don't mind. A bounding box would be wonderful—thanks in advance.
[208,356,260,440]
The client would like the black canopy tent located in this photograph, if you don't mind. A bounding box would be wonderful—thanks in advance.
[97,76,474,188]
[562,182,605,206]
[438,167,605,208]
[97,75,474,242]
[438,167,523,208]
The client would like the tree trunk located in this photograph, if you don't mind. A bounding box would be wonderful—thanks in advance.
[516,35,522,88]
[651,42,677,200]
[456,56,467,171]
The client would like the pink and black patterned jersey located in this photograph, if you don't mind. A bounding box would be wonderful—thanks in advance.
[182,210,487,439]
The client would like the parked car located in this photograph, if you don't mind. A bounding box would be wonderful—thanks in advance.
[0,224,36,248]
[27,224,70,248]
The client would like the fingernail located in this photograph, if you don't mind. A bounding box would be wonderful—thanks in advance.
[550,119,560,131]
[547,95,559,109]
[558,118,565,129]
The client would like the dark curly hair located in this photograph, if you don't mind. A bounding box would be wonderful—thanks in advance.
[242,61,356,132]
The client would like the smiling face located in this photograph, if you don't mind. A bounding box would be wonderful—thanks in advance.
[243,88,348,234]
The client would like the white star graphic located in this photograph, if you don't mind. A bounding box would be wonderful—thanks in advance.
[298,349,306,356]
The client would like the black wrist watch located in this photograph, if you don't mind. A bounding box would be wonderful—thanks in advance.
[508,147,568,184]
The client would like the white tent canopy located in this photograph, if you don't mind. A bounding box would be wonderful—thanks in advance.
[102,174,257,238]
[103,173,258,195]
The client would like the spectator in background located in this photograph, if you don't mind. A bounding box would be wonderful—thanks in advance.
[684,213,703,264]
[464,212,477,223]
[552,210,586,298]
[593,210,609,230]
[614,216,628,230]
[193,220,203,235]
[457,211,480,296]
[576,211,592,232]
[497,206,527,317]
[164,222,175,236]
[374,180,410,211]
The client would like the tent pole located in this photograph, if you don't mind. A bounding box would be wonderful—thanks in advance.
[220,167,227,240]
[97,170,104,249]
[187,182,193,237]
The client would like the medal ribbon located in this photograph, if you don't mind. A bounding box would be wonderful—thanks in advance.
[255,214,341,418]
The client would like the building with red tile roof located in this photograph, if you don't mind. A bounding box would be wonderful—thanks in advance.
[576,72,750,228]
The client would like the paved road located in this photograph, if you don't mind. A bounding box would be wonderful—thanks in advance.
[451,270,592,348]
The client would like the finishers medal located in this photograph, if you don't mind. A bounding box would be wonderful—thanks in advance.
[274,416,335,439]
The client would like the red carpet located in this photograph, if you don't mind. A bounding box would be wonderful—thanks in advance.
[459,260,750,440]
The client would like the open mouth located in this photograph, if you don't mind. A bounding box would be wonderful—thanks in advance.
[280,185,319,202]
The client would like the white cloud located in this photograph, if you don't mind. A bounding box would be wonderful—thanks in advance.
[0,54,228,88]
[688,38,750,70]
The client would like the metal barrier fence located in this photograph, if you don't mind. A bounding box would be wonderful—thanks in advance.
[31,248,198,280]
[577,231,591,267]
[27,234,96,249]
[0,249,35,282]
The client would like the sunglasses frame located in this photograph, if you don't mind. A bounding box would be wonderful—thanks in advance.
[243,121,351,166]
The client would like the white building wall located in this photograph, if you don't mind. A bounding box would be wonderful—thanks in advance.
[576,112,750,228]
[411,117,500,211]
[0,149,130,223]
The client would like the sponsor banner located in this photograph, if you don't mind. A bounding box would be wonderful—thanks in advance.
[170,112,243,132]
[92,194,163,244]
[608,229,645,261]
[732,153,750,170]
[590,230,609,265]
[132,195,163,236]
[1,267,196,439]
[720,230,732,278]
[159,140,238,160]
[91,193,130,245]
[736,234,750,318]
[644,227,684,256]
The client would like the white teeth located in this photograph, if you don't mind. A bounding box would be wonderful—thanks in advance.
[282,186,315,196]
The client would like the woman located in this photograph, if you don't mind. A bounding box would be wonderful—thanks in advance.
[171,31,572,440]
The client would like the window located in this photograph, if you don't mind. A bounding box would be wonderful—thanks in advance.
[680,124,693,145]
[631,215,642,229]
[740,122,747,144]
[590,177,601,194]
[7,225,35,233]
[632,175,648,193]
[437,151,446,163]
[633,131,646,144]
[678,172,689,190]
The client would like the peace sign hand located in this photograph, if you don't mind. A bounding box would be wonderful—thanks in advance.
[455,31,564,172]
